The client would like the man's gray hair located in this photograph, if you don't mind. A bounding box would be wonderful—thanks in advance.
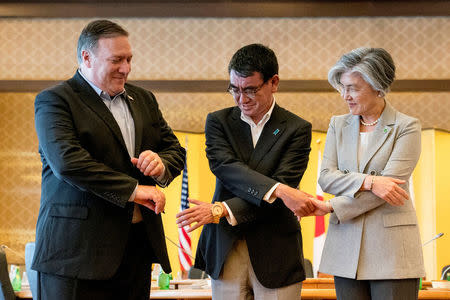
[77,19,128,65]
[328,47,396,96]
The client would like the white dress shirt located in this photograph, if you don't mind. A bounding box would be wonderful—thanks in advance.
[78,70,166,223]
[224,99,280,226]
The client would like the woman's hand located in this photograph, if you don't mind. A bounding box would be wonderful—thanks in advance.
[365,176,409,206]
[297,199,332,221]
[311,199,332,216]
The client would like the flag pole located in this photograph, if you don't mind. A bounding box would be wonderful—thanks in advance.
[177,134,193,278]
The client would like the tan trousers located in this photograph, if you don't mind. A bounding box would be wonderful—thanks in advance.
[211,239,302,300]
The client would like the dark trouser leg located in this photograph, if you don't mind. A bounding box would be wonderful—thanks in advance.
[369,278,420,300]
[113,222,154,300]
[37,222,155,300]
[334,276,371,300]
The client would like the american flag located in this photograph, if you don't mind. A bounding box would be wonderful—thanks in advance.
[178,161,193,272]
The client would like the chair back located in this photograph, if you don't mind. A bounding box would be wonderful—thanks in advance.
[0,247,15,300]
[188,267,207,279]
[304,258,314,278]
[441,264,450,280]
[25,242,38,298]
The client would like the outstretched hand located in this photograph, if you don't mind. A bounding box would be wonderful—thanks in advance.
[176,198,215,233]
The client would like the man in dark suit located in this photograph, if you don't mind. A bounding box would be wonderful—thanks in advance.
[33,20,185,300]
[176,44,314,299]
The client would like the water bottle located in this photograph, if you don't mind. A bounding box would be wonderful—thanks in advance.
[157,269,172,290]
[11,266,21,291]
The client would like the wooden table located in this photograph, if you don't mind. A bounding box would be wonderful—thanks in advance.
[15,280,450,300]
[15,289,33,299]
[169,279,207,289]
[149,288,450,300]
[148,289,339,300]
[302,278,335,289]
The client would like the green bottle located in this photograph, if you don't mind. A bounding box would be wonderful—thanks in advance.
[11,266,21,291]
[158,270,172,290]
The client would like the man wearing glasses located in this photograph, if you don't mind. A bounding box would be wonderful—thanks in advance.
[176,44,313,299]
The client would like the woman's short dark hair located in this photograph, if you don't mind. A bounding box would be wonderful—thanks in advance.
[77,19,128,65]
[228,44,278,82]
[328,47,396,96]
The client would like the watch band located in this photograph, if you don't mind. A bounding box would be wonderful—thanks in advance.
[211,203,223,224]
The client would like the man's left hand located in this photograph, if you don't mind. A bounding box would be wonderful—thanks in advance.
[131,150,164,177]
[176,198,216,233]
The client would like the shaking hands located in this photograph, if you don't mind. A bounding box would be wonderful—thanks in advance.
[273,184,333,218]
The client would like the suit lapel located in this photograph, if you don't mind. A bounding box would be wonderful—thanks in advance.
[68,72,129,153]
[359,101,396,172]
[248,104,286,169]
[124,89,142,157]
[229,107,253,163]
[342,114,360,172]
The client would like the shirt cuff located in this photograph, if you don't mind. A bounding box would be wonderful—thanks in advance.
[263,182,281,204]
[128,184,138,202]
[153,164,169,187]
[222,202,238,226]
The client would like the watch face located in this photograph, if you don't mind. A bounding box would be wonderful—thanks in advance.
[212,204,223,215]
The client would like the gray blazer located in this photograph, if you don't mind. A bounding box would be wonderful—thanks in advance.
[318,101,425,280]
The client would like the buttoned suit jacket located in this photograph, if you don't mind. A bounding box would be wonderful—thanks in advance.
[318,101,425,279]
[194,104,312,289]
[32,72,185,280]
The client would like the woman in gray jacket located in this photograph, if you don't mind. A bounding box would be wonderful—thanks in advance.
[313,47,425,300]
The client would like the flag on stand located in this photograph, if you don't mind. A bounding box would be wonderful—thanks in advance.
[313,145,326,277]
[178,161,193,272]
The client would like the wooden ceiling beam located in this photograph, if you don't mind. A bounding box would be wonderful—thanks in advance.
[1,80,449,93]
[0,1,449,18]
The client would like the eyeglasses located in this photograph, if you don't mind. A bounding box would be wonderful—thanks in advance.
[227,80,268,100]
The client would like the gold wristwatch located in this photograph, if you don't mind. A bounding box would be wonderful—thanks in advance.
[211,202,224,224]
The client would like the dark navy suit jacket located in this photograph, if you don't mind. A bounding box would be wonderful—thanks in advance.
[194,104,312,288]
[33,72,185,279]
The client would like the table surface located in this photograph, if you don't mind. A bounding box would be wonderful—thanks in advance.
[148,288,450,300]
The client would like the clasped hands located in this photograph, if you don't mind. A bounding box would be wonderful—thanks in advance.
[175,184,331,233]
[131,150,166,214]
[273,184,331,219]
[276,175,410,219]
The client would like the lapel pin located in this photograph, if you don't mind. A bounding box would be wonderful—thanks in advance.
[128,95,134,101]
[273,129,280,135]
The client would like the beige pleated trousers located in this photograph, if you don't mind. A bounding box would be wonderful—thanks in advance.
[211,239,302,300]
